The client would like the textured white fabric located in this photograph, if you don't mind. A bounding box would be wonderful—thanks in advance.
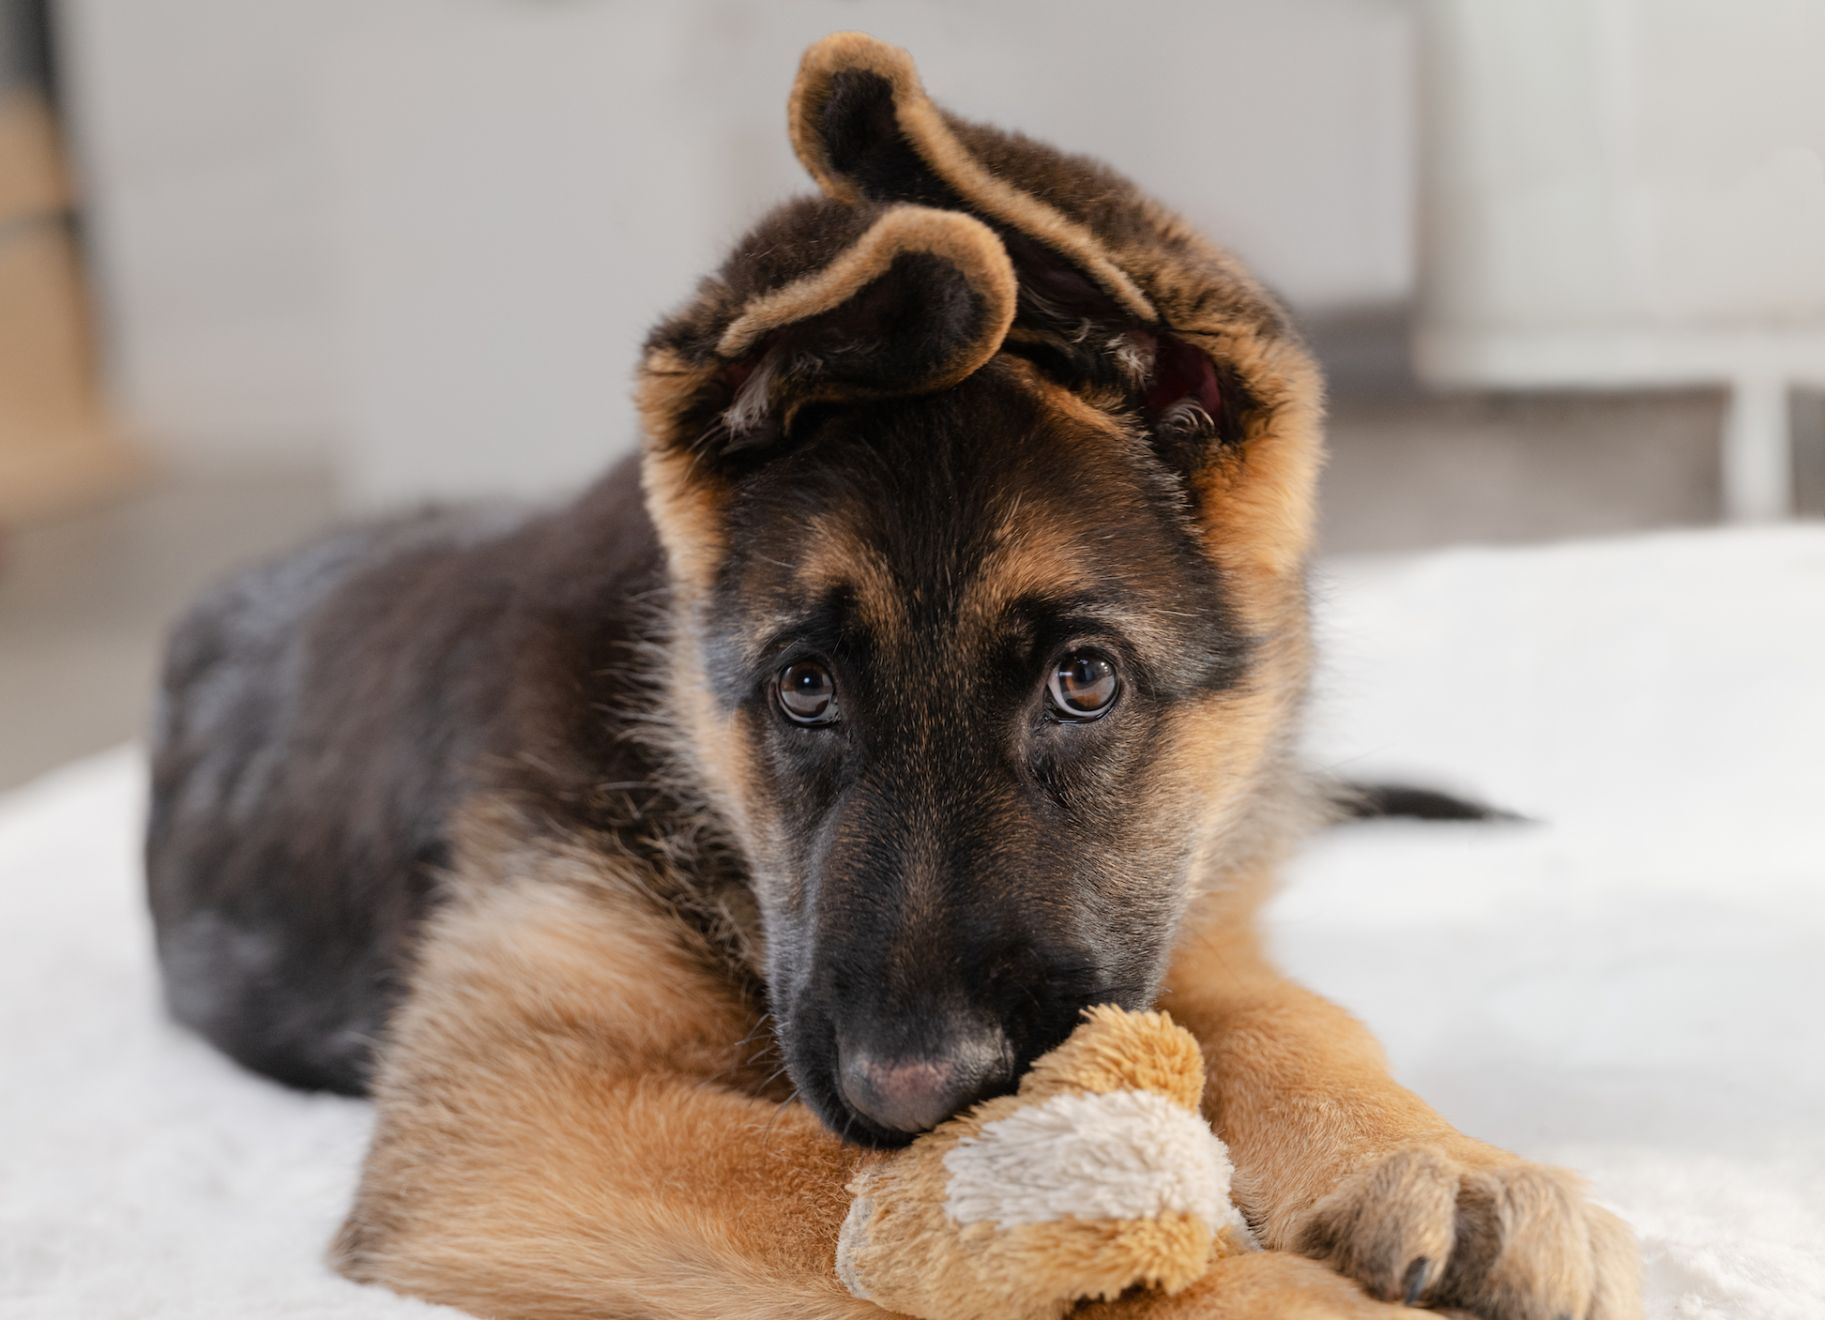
[1286,527,1825,1320]
[942,1089,1239,1232]
[2,526,1820,1317]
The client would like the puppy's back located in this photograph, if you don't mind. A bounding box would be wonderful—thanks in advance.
[146,502,532,1093]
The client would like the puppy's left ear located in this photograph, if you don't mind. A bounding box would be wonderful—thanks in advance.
[638,200,1016,461]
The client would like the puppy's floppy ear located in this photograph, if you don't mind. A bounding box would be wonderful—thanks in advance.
[639,200,1016,460]
[788,32,1325,574]
[789,32,1156,327]
[789,35,1242,457]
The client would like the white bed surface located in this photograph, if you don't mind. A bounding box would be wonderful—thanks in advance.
[3,526,1822,1318]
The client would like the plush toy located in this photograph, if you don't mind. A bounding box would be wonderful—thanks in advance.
[836,1007,1255,1320]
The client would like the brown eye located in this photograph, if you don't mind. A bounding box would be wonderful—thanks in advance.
[777,659,838,725]
[1047,651,1118,719]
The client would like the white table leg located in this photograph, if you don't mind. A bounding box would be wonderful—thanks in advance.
[1721,375,1794,522]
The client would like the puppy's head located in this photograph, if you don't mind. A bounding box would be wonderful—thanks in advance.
[638,35,1323,1145]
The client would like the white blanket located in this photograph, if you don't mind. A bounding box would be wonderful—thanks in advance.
[3,527,1821,1318]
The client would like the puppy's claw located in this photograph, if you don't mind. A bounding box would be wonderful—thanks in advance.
[1402,1256,1432,1305]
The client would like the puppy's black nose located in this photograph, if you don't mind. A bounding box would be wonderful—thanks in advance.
[837,1033,1010,1134]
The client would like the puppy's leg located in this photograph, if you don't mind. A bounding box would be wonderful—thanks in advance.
[332,873,875,1320]
[1160,913,1640,1320]
[1088,1251,1423,1319]
[332,862,1460,1320]
[340,1072,874,1320]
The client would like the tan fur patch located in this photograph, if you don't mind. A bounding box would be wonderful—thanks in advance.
[1077,1250,1411,1317]
[335,854,876,1319]
[958,501,1101,635]
[639,432,728,599]
[1186,328,1328,585]
[792,514,908,642]
[664,641,768,853]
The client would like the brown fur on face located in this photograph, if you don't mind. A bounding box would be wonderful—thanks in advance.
[661,359,1282,1144]
[626,20,1332,1146]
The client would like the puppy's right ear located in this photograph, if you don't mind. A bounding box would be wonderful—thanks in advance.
[637,200,1016,462]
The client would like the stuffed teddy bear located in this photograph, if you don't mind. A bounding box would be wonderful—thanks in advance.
[836,1006,1255,1320]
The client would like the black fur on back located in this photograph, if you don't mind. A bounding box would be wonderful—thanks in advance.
[145,467,672,1093]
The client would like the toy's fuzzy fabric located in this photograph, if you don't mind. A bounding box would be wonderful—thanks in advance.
[836,1007,1253,1320]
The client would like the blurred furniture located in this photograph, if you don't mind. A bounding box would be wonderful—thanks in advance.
[0,83,133,524]
[1414,0,1825,521]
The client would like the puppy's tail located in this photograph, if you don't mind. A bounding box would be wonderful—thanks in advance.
[1329,780,1528,824]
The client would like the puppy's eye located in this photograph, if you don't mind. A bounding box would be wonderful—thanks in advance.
[777,659,838,725]
[1047,651,1119,719]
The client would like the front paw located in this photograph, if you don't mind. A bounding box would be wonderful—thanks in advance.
[1292,1145,1640,1320]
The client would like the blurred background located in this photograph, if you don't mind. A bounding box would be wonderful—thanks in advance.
[2,0,1822,788]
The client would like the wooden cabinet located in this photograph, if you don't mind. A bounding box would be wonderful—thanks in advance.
[0,88,135,525]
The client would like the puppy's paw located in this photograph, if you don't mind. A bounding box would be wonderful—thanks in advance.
[837,1007,1252,1320]
[1293,1145,1641,1320]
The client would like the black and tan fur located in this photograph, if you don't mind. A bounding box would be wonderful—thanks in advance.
[146,34,1639,1319]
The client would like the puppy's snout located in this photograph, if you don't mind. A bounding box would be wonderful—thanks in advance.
[837,1030,1011,1134]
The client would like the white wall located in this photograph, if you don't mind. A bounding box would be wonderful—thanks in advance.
[56,0,363,458]
[1412,0,1825,519]
[58,0,1416,502]
[1417,0,1825,358]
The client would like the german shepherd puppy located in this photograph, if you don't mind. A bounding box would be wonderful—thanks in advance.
[146,34,1639,1320]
